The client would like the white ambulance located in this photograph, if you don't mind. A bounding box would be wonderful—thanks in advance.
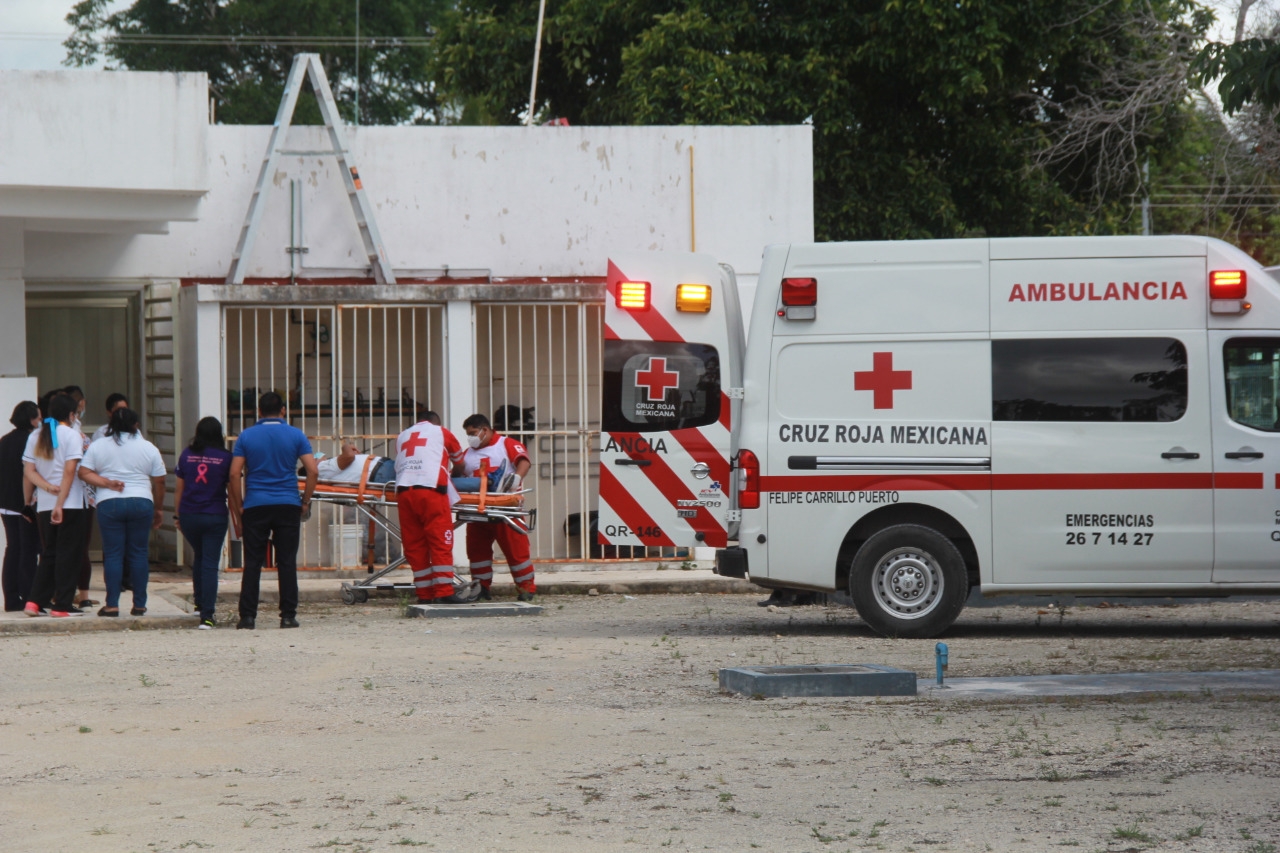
[599,237,1280,637]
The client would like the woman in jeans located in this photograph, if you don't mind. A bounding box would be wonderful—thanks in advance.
[174,417,235,629]
[22,393,91,617]
[1,401,41,610]
[78,408,166,617]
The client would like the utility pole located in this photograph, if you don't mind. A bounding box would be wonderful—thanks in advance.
[525,0,547,126]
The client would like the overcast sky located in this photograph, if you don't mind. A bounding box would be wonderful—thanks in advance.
[0,0,128,70]
[0,0,1262,72]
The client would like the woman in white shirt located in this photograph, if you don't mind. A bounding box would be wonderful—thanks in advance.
[21,393,91,617]
[79,408,166,617]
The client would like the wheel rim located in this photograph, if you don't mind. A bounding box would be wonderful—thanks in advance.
[870,546,943,620]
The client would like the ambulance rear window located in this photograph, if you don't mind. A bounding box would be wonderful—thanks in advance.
[992,337,1187,423]
[602,340,721,433]
[1224,338,1280,432]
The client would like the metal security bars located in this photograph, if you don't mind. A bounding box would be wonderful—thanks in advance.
[223,304,446,569]
[474,302,603,560]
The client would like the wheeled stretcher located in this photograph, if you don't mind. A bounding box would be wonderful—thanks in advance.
[300,477,536,604]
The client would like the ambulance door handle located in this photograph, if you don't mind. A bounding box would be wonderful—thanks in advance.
[1161,451,1200,460]
[1225,451,1264,460]
[615,459,651,467]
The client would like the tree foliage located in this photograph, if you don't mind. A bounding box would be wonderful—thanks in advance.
[64,0,447,125]
[432,0,1209,240]
[1194,36,1280,116]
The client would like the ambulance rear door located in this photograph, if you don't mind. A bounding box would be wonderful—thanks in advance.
[599,253,744,551]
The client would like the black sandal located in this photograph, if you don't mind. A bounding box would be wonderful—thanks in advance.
[97,606,119,617]
[78,599,100,608]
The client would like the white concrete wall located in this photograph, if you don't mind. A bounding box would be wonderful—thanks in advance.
[0,69,208,195]
[23,125,812,281]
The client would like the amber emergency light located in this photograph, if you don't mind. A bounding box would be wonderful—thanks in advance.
[616,281,651,311]
[676,283,712,313]
[1209,270,1250,315]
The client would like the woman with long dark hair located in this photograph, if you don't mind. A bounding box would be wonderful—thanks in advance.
[174,417,235,629]
[1,401,41,610]
[79,407,166,617]
[22,393,91,617]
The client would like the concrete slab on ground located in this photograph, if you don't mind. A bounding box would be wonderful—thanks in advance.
[407,601,543,618]
[917,669,1280,698]
[0,587,195,634]
[196,569,754,605]
[720,664,917,698]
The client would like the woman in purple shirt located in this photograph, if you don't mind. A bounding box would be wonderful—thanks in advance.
[174,417,238,629]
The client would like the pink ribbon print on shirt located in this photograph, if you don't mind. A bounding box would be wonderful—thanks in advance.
[195,462,209,484]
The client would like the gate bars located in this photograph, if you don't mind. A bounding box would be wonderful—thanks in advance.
[474,302,603,561]
[223,304,446,569]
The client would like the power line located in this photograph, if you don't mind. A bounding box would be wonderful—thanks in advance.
[0,31,430,47]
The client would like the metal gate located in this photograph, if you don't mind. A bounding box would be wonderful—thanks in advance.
[223,304,446,568]
[474,302,604,561]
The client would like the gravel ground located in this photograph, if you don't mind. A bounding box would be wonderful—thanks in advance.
[2,594,1279,852]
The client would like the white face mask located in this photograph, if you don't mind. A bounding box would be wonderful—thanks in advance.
[466,434,483,450]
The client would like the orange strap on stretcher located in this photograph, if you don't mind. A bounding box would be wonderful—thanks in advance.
[477,459,489,512]
[355,454,375,505]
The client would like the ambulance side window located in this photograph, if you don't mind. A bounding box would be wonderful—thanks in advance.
[602,340,721,433]
[992,337,1187,423]
[1223,338,1280,432]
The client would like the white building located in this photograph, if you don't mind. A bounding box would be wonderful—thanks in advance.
[0,68,813,567]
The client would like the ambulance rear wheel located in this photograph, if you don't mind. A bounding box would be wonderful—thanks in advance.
[849,524,968,639]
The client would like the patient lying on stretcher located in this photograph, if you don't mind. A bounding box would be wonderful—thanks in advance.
[313,442,396,484]
[310,440,522,497]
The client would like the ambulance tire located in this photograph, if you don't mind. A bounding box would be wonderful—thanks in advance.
[849,524,968,639]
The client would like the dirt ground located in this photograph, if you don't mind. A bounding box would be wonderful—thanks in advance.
[2,593,1279,853]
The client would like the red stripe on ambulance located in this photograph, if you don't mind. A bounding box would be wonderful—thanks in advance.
[608,431,728,547]
[598,465,676,547]
[762,472,1265,492]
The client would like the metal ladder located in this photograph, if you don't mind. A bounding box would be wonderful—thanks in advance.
[225,53,397,285]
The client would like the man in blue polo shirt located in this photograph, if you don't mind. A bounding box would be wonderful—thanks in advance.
[229,392,317,630]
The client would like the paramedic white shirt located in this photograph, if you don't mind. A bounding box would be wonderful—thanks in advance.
[23,424,87,512]
[81,433,166,503]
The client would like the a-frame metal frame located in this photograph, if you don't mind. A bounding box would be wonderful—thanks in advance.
[226,53,397,285]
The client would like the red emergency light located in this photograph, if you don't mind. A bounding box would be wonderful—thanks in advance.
[1209,270,1247,299]
[737,448,760,510]
[781,277,817,306]
[616,281,650,311]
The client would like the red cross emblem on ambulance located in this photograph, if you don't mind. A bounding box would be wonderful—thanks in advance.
[635,357,680,402]
[854,351,912,409]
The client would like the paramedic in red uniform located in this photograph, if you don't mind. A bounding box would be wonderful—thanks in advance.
[459,413,536,601]
[394,419,476,604]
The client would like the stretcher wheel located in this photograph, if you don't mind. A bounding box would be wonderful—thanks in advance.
[354,588,369,603]
[341,586,357,605]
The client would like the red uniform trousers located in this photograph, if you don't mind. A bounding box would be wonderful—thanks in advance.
[466,518,535,593]
[396,488,455,601]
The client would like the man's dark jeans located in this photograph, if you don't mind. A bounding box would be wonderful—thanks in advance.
[238,504,301,620]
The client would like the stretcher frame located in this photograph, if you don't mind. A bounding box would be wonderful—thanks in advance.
[302,478,536,604]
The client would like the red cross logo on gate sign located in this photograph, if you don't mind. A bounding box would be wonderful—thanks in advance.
[401,431,428,456]
[635,357,680,402]
[854,352,912,409]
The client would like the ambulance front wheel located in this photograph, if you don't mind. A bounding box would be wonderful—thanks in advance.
[849,524,968,639]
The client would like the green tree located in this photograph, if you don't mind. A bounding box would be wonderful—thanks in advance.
[431,0,1209,241]
[64,0,447,125]
[1194,35,1280,116]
